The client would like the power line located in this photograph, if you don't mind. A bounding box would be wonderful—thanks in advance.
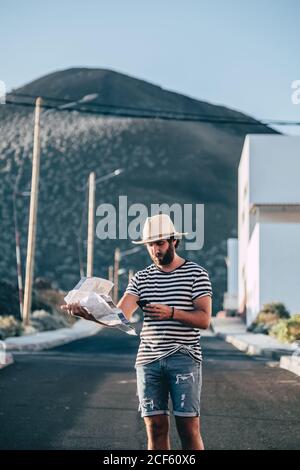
[9,91,300,126]
[4,96,300,126]
[9,91,259,123]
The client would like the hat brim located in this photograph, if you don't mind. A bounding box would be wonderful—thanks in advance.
[132,232,188,245]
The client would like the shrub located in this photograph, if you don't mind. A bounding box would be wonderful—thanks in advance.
[256,302,290,322]
[270,314,300,343]
[247,302,290,334]
[0,315,23,339]
[30,310,69,332]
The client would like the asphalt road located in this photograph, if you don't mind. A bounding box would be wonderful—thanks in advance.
[0,326,299,450]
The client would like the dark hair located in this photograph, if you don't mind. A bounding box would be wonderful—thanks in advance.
[169,236,180,249]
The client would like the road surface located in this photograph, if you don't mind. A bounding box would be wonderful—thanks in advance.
[0,326,299,450]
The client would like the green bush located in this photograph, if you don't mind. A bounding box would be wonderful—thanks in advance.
[256,302,290,322]
[0,315,23,339]
[247,302,290,334]
[30,310,69,332]
[270,314,300,343]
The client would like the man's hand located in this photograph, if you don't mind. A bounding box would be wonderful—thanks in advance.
[145,303,173,320]
[145,296,212,329]
[60,301,91,320]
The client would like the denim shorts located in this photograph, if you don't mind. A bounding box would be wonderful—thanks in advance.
[136,350,202,418]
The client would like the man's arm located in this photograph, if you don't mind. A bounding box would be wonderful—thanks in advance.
[61,293,140,321]
[117,292,140,321]
[145,295,212,329]
[172,295,212,329]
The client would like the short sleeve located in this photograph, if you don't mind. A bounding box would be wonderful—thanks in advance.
[192,269,212,300]
[125,272,140,297]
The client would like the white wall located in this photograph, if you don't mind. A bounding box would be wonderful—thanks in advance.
[238,138,250,311]
[245,222,300,324]
[248,135,300,205]
[227,238,238,295]
[260,222,300,316]
[245,224,260,325]
[238,135,300,318]
[224,238,238,310]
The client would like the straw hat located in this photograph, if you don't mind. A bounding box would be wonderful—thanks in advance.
[132,213,188,245]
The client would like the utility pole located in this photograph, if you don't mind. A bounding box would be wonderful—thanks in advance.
[113,248,120,304]
[13,185,24,319]
[77,169,124,279]
[13,206,23,318]
[23,97,42,326]
[128,269,134,283]
[108,265,114,284]
[86,171,95,277]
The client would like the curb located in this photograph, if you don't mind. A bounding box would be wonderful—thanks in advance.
[280,355,300,377]
[212,327,300,376]
[215,332,295,361]
[3,319,103,353]
[0,352,14,369]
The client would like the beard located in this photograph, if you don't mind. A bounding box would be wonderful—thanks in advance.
[152,242,175,266]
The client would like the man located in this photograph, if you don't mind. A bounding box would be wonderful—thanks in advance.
[64,214,212,450]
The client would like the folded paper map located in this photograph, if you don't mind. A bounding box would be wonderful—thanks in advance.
[64,277,137,336]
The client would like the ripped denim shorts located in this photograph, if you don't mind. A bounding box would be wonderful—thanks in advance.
[136,350,202,418]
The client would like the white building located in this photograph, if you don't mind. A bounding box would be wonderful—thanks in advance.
[238,135,300,326]
[223,238,238,311]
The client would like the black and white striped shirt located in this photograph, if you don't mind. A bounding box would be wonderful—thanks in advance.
[125,260,212,367]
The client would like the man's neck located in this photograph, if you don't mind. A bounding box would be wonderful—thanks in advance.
[156,255,186,272]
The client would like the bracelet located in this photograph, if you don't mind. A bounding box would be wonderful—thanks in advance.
[170,306,175,319]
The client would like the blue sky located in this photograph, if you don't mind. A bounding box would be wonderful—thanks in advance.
[1,0,300,134]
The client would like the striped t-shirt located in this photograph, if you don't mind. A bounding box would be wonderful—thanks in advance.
[125,259,212,367]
